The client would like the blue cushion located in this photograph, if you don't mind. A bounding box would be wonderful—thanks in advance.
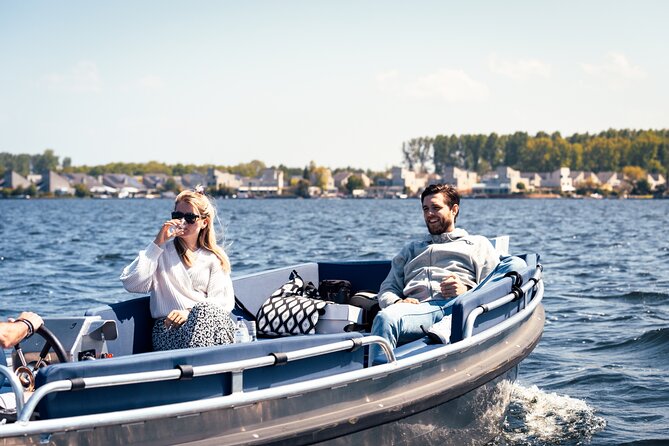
[34,332,364,419]
[393,338,441,360]
[450,254,539,343]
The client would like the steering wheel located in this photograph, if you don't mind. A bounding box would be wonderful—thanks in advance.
[14,325,69,391]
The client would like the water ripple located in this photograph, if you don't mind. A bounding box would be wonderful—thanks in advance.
[0,198,668,445]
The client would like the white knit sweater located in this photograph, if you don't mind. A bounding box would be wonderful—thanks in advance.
[120,240,234,318]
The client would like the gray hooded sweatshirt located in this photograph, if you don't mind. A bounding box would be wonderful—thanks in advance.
[378,228,500,308]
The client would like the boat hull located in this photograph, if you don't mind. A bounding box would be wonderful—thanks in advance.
[1,304,543,446]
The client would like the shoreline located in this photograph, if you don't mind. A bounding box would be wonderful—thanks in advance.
[1,194,664,201]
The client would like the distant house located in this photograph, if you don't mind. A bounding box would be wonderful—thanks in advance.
[647,173,666,191]
[569,171,600,189]
[42,171,74,195]
[538,167,575,193]
[596,171,622,191]
[180,173,208,190]
[64,173,103,189]
[474,166,516,195]
[143,173,171,192]
[473,166,541,195]
[391,167,427,195]
[333,171,371,190]
[2,171,32,189]
[333,171,350,189]
[520,172,542,190]
[309,168,335,195]
[442,166,478,193]
[238,169,284,196]
[103,174,147,198]
[64,173,118,196]
[208,169,242,190]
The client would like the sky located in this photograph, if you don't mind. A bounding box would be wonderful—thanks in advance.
[1,1,667,171]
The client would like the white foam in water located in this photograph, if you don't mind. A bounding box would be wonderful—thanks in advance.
[502,383,606,444]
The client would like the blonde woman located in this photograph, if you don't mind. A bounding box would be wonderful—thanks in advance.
[121,187,235,351]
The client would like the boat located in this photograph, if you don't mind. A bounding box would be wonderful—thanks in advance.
[0,237,544,445]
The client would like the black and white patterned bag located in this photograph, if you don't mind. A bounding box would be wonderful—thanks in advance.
[256,270,326,336]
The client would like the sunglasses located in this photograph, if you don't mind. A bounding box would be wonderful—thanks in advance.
[171,211,203,224]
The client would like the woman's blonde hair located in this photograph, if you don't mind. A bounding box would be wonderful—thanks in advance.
[174,187,230,273]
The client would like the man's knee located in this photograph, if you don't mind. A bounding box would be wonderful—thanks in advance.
[482,256,528,286]
[499,255,527,272]
[371,309,397,334]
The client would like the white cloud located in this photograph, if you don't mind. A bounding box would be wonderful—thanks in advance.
[137,75,166,90]
[377,68,489,103]
[488,55,551,80]
[408,69,489,102]
[581,52,647,89]
[376,69,401,93]
[43,61,102,93]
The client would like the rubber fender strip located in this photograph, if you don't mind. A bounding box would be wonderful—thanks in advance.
[270,352,288,366]
[176,364,194,380]
[70,377,86,391]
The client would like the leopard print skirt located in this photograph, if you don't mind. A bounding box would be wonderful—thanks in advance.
[152,302,236,351]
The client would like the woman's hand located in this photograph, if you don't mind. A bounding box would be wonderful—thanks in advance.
[400,297,420,304]
[164,309,190,329]
[154,219,185,246]
[440,274,467,298]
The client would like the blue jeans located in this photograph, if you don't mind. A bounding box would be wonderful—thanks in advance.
[369,255,527,364]
[370,299,454,364]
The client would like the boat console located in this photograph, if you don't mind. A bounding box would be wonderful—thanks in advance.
[13,316,118,366]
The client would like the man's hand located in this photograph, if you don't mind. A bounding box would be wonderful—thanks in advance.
[440,274,468,298]
[17,312,43,331]
[399,298,420,305]
[164,310,190,329]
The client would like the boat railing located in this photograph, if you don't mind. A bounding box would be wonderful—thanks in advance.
[14,335,395,423]
[463,265,543,339]
[0,364,26,414]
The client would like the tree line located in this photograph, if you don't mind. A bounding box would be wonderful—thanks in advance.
[0,151,378,186]
[4,129,667,184]
[402,129,669,176]
[0,152,280,179]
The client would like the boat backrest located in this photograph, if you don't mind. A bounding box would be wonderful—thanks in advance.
[490,235,509,256]
[34,332,365,420]
[85,295,153,357]
[234,262,320,317]
[450,253,540,343]
[84,295,153,357]
[84,263,321,357]
[318,260,391,293]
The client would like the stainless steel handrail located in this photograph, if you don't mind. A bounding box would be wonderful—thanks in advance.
[18,336,394,423]
[463,266,543,339]
[0,365,25,414]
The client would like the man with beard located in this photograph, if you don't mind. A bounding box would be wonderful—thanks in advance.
[369,183,502,364]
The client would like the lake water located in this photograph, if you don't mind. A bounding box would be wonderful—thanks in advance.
[1,197,668,445]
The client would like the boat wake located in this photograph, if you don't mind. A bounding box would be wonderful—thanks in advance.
[495,383,606,445]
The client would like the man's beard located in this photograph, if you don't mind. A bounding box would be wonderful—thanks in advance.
[426,218,450,235]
